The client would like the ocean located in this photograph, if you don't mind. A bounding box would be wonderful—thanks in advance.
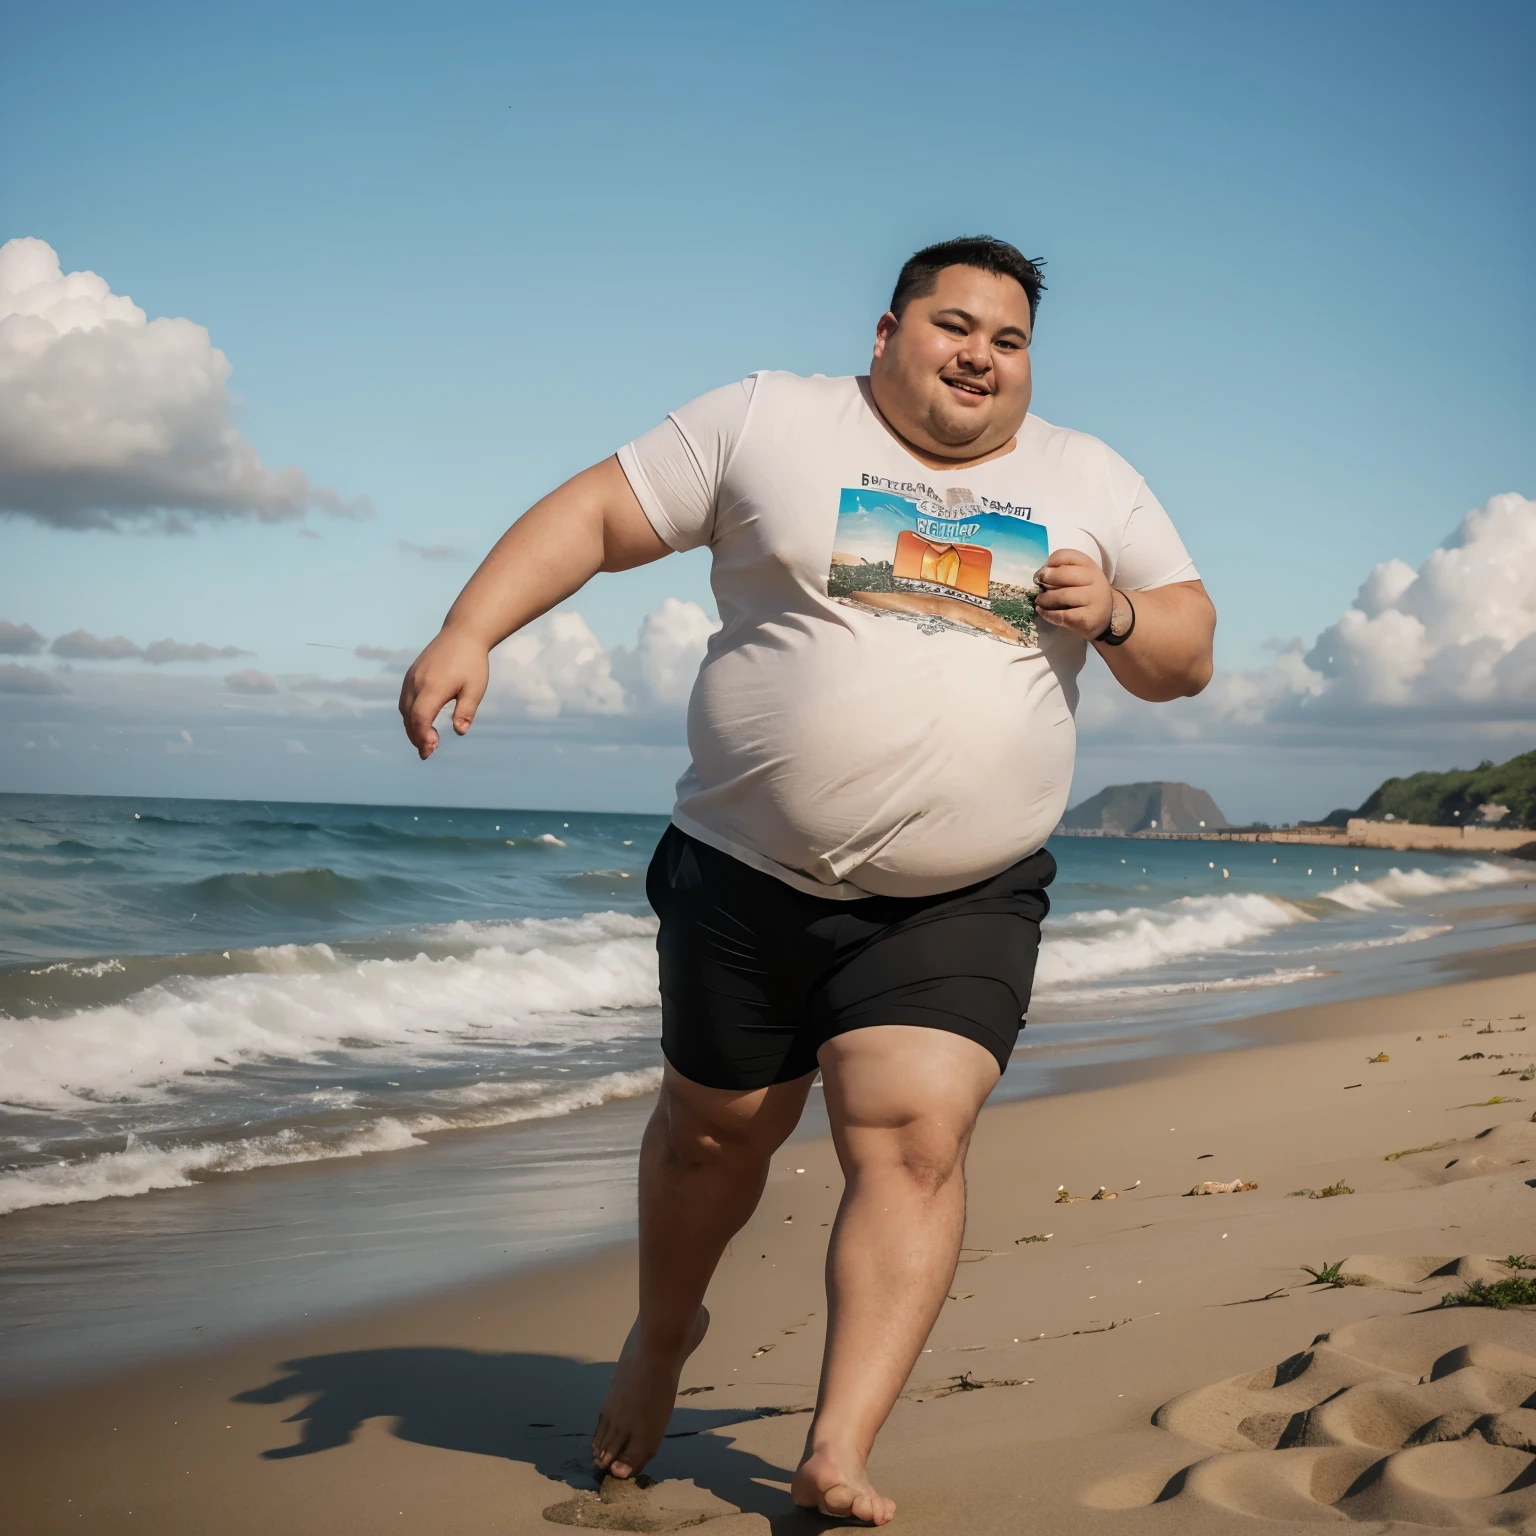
[2,792,1532,1386]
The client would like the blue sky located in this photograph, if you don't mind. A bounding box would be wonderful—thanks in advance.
[2,1,1533,818]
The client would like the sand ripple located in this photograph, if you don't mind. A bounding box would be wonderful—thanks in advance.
[1098,1295,1536,1526]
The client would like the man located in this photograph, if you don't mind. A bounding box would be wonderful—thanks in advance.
[400,236,1214,1525]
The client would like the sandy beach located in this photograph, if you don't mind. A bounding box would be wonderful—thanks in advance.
[3,949,1534,1533]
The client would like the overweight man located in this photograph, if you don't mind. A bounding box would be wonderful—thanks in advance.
[400,236,1215,1524]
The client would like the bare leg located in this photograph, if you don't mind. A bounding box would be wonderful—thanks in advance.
[791,1027,1000,1525]
[592,1063,813,1479]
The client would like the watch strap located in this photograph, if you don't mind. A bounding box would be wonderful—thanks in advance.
[1095,590,1136,646]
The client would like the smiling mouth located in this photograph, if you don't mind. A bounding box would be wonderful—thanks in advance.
[942,376,990,398]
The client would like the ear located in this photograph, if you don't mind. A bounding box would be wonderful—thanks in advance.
[872,310,898,359]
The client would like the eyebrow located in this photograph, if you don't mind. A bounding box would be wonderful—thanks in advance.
[932,306,1031,343]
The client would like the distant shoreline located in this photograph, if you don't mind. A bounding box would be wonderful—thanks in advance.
[1054,817,1535,857]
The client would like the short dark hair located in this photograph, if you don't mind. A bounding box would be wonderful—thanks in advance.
[890,236,1047,326]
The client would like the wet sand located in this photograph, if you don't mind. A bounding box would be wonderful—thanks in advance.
[3,959,1535,1533]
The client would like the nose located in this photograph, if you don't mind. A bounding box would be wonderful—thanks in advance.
[955,331,991,374]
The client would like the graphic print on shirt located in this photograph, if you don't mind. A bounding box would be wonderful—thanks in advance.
[826,484,1049,647]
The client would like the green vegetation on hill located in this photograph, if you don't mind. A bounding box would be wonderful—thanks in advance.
[1320,748,1536,830]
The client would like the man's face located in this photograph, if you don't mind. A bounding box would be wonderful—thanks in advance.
[868,264,1033,461]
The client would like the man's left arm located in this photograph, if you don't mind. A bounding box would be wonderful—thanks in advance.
[1034,548,1215,702]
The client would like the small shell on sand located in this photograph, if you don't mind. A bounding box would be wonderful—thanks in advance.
[1187,1179,1258,1196]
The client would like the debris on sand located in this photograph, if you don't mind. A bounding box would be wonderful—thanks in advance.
[1367,1052,1390,1063]
[904,1372,1031,1402]
[1015,1233,1053,1244]
[1187,1179,1258,1196]
[1384,1140,1454,1161]
[1091,1186,1118,1200]
[1311,1179,1354,1199]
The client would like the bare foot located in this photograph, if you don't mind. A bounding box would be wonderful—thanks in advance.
[791,1443,895,1526]
[591,1306,710,1480]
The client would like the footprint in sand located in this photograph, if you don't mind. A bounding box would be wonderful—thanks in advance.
[543,1474,729,1531]
[1083,1289,1536,1527]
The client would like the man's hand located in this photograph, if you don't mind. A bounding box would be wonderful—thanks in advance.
[399,627,490,760]
[1034,548,1113,639]
[397,457,668,763]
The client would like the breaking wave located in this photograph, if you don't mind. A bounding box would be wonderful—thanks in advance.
[1319,861,1521,911]
[1035,891,1308,989]
[0,912,660,1112]
[0,1067,662,1216]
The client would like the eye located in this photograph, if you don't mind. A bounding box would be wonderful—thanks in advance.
[936,321,965,335]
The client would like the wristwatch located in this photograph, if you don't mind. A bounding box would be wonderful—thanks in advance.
[1095,589,1136,646]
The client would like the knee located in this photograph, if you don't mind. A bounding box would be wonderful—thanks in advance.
[654,1102,776,1174]
[851,1119,969,1197]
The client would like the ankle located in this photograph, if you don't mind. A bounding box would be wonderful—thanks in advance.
[631,1309,704,1354]
[804,1427,873,1463]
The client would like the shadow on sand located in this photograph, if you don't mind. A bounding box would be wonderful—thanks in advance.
[235,1346,826,1529]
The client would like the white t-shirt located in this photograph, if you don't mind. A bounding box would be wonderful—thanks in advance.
[618,371,1197,900]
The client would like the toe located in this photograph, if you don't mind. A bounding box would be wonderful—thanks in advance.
[817,1483,856,1518]
[591,1429,614,1469]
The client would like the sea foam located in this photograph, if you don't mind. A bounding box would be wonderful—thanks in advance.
[1034,890,1308,989]
[0,912,661,1112]
[1320,860,1520,911]
[0,1067,662,1215]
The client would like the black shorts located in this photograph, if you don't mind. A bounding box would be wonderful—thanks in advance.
[647,825,1054,1091]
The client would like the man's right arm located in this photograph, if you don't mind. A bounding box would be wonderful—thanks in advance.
[399,456,669,759]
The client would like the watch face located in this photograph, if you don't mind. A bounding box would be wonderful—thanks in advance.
[1111,600,1131,637]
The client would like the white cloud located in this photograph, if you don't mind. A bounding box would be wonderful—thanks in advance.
[47,627,249,664]
[484,612,628,719]
[0,620,45,655]
[143,639,251,665]
[480,599,716,720]
[610,597,720,708]
[225,668,279,695]
[355,643,417,666]
[0,599,715,798]
[1081,492,1536,749]
[1299,492,1536,715]
[51,628,141,661]
[0,238,369,531]
[0,664,66,695]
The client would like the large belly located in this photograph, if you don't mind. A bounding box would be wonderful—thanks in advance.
[679,620,1075,895]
